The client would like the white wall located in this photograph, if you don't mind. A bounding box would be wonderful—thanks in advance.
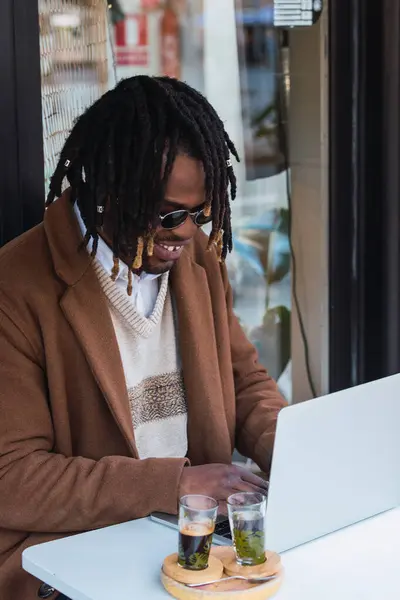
[289,6,329,402]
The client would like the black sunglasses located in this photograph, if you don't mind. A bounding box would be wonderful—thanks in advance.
[158,207,213,230]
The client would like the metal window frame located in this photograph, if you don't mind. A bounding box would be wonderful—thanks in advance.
[0,0,44,247]
[382,1,400,375]
[328,0,396,391]
[328,0,356,391]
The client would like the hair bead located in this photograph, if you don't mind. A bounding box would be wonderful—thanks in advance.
[146,233,155,257]
[111,256,120,281]
[127,267,133,296]
[132,236,144,270]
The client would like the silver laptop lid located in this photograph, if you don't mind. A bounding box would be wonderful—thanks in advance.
[266,374,400,553]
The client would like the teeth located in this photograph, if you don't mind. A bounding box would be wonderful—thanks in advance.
[160,244,182,252]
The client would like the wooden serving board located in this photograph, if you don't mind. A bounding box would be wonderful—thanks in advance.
[161,547,282,600]
[161,570,282,599]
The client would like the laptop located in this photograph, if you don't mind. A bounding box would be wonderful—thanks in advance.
[152,374,400,551]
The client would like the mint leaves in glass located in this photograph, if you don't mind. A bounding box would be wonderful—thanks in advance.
[228,491,267,566]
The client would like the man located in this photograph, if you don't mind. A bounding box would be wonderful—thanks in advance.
[0,76,286,599]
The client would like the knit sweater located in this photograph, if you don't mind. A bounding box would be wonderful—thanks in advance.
[92,260,188,459]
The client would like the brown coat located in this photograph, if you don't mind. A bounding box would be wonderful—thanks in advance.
[0,194,286,599]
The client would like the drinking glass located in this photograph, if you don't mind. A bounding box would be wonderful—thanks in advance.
[178,495,218,571]
[227,492,267,566]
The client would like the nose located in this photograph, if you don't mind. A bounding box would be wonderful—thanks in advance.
[182,214,200,237]
[166,213,199,239]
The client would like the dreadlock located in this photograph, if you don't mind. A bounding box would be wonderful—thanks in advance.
[46,76,239,288]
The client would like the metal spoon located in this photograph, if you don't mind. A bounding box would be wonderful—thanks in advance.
[186,574,278,588]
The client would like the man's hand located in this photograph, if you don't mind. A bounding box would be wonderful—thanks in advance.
[179,464,268,501]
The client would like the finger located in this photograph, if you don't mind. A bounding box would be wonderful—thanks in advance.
[239,470,269,491]
[232,481,268,496]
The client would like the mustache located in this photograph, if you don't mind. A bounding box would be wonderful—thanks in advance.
[155,233,188,243]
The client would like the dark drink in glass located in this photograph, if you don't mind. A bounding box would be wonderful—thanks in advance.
[178,495,218,571]
[178,522,214,570]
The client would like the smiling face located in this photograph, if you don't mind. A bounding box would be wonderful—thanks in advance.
[101,153,206,275]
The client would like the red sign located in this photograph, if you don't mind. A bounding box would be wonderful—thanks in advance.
[115,14,149,67]
[141,0,160,8]
[160,6,180,79]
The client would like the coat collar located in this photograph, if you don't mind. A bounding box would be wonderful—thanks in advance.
[44,191,91,286]
[44,192,231,464]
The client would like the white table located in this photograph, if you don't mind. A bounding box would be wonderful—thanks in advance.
[23,508,400,600]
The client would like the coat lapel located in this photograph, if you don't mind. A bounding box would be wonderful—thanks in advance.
[44,194,137,457]
[171,252,232,465]
[60,271,137,456]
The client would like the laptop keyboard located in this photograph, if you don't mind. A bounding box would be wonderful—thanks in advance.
[214,519,232,539]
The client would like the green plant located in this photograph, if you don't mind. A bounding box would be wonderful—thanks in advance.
[265,305,290,375]
[251,102,279,141]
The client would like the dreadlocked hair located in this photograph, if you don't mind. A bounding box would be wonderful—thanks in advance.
[46,75,239,282]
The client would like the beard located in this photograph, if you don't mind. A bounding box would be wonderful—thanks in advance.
[140,254,175,275]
